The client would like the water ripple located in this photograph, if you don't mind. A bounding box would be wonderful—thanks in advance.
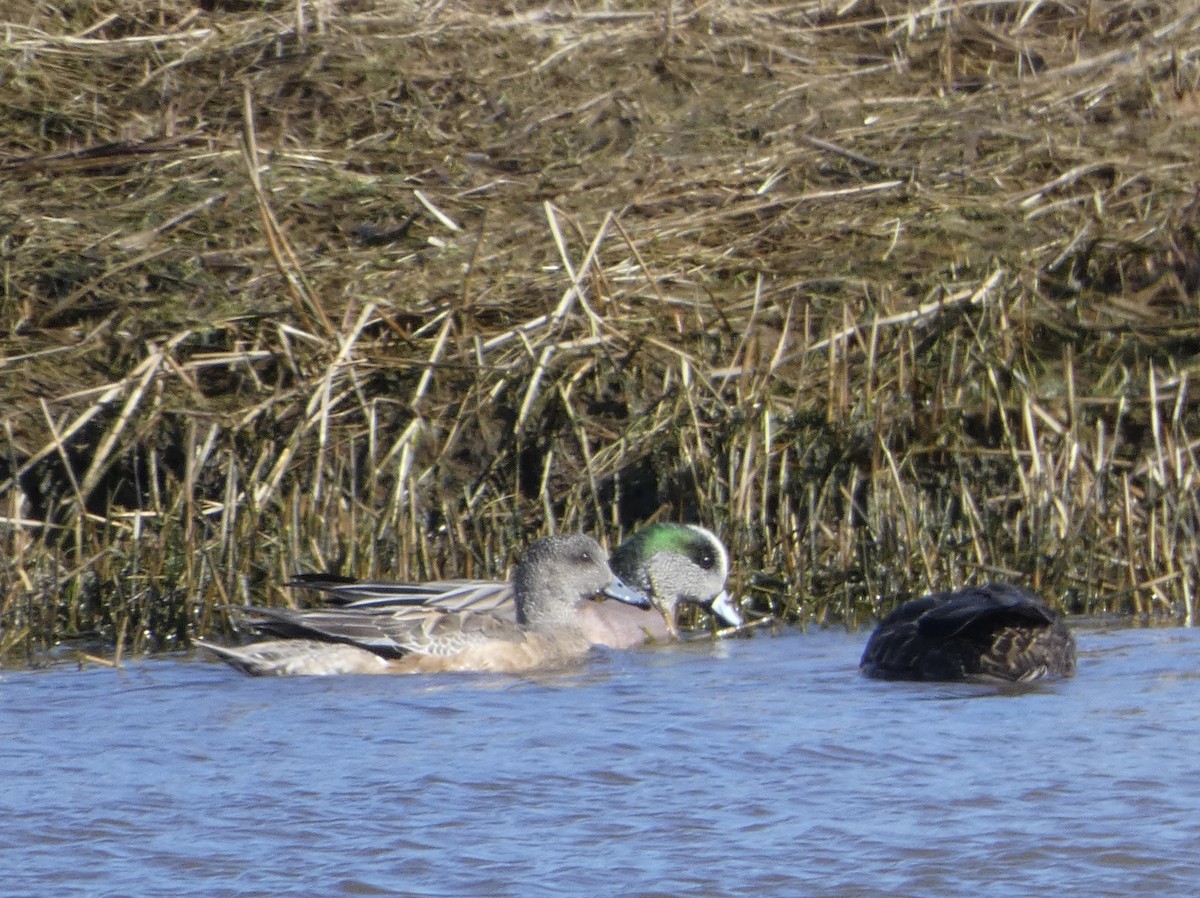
[2,626,1199,897]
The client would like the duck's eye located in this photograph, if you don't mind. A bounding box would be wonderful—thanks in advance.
[690,547,716,570]
[575,550,595,565]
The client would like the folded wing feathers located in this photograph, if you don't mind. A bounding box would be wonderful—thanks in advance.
[240,604,527,659]
[290,577,516,615]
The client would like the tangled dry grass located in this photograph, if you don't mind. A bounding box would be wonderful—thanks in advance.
[2,0,1200,662]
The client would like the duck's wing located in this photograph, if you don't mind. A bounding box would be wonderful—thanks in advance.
[915,584,1058,639]
[239,604,527,658]
[288,575,517,617]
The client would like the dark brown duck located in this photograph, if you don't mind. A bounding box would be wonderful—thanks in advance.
[860,583,1077,682]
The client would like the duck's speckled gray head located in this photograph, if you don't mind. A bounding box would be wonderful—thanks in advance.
[513,534,649,627]
[609,524,742,626]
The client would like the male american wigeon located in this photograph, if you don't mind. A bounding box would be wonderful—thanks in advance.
[859,583,1077,682]
[293,524,743,648]
[199,534,648,676]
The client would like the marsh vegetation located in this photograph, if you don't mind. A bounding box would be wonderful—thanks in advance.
[2,0,1199,662]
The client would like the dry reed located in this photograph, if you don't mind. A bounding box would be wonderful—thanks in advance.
[2,0,1199,662]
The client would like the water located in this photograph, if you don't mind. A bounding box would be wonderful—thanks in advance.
[2,624,1198,898]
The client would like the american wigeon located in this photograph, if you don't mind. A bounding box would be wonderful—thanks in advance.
[199,534,649,676]
[859,583,1077,682]
[293,524,743,648]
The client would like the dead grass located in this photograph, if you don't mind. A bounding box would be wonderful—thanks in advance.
[2,0,1200,662]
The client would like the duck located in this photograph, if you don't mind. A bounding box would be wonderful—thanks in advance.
[198,534,649,676]
[291,523,743,649]
[859,583,1076,682]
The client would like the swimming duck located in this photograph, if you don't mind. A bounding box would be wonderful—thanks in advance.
[859,583,1076,682]
[292,523,743,648]
[199,534,649,676]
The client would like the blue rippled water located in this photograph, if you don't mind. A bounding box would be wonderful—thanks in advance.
[3,624,1198,897]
